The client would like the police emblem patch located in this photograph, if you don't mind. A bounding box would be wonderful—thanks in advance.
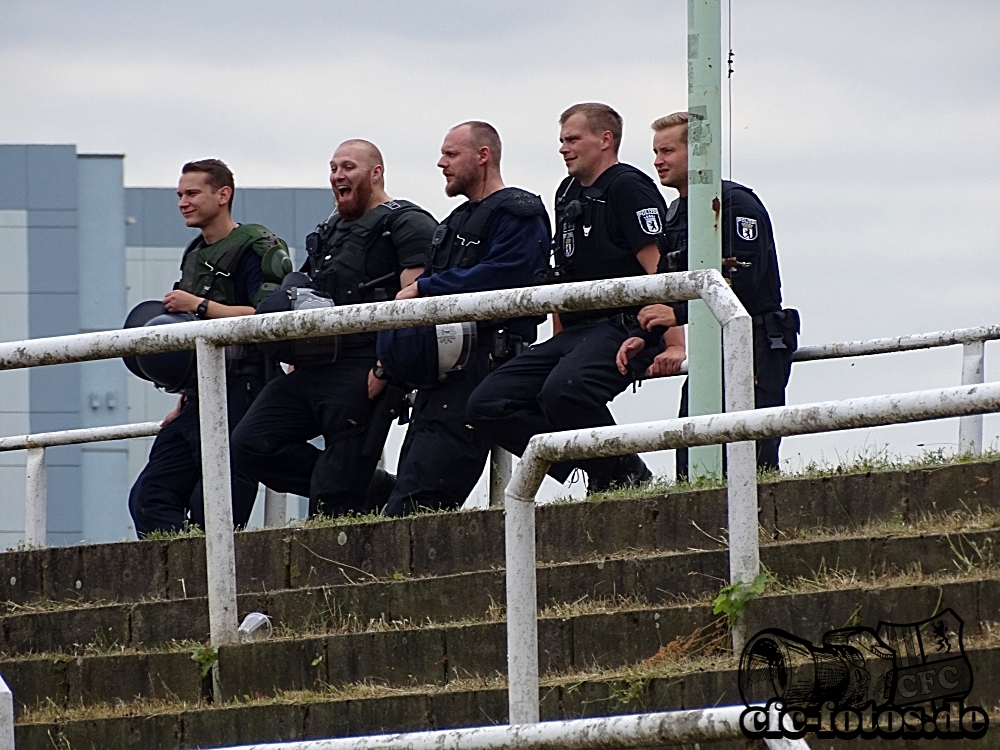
[736,216,758,241]
[636,208,662,235]
[562,229,575,258]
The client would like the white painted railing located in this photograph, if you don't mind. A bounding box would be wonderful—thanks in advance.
[665,324,997,455]
[0,672,11,750]
[207,707,805,749]
[502,381,1000,724]
[6,323,991,544]
[0,272,754,650]
[0,422,288,546]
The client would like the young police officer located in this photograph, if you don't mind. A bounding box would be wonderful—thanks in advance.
[617,112,799,475]
[129,159,292,536]
[231,140,435,517]
[468,103,670,492]
[380,121,550,516]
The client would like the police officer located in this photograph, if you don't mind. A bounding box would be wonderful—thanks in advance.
[380,121,550,516]
[467,103,669,492]
[231,140,435,517]
[617,112,799,475]
[129,159,292,536]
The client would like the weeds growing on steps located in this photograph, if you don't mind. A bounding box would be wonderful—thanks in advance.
[579,445,1000,503]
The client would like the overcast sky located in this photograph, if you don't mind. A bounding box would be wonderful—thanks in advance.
[2,0,998,497]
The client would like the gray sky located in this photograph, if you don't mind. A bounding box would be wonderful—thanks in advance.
[3,0,998,493]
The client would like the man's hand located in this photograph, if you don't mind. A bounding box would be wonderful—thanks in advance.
[161,396,185,426]
[648,345,685,378]
[368,369,388,399]
[637,304,677,331]
[395,283,419,300]
[616,337,646,375]
[163,290,202,314]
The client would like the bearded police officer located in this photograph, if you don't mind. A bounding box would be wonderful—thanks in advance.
[379,121,549,517]
[467,103,671,492]
[617,112,799,476]
[231,140,435,517]
[129,159,292,536]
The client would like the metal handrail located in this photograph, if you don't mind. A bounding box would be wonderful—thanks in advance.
[0,271,756,654]
[204,707,805,749]
[0,421,288,546]
[663,323,994,454]
[502,380,1000,724]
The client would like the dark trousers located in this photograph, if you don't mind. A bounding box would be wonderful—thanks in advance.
[467,317,656,489]
[382,343,493,517]
[676,322,794,478]
[231,358,388,517]
[129,376,262,537]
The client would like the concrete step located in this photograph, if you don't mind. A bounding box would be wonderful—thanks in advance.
[2,458,996,606]
[1,518,997,658]
[3,568,995,716]
[13,637,1000,750]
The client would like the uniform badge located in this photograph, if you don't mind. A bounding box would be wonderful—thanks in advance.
[562,228,575,258]
[736,216,758,241]
[636,208,662,235]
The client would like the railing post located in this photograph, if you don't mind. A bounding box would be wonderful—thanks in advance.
[504,488,539,724]
[489,446,512,508]
[195,338,239,651]
[720,308,759,653]
[959,340,985,455]
[0,672,13,750]
[263,488,287,527]
[24,446,47,547]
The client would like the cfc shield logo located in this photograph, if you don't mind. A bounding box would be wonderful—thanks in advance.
[636,208,662,235]
[736,216,758,241]
[738,609,987,742]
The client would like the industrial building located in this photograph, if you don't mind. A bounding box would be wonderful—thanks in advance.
[0,144,331,547]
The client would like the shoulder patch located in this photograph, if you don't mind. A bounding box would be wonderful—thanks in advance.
[735,216,758,241]
[636,207,663,235]
[499,190,546,218]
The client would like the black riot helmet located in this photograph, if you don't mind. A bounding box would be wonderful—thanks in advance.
[122,300,197,393]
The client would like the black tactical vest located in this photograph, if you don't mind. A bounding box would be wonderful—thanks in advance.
[426,187,548,274]
[306,201,429,304]
[551,164,650,283]
[304,200,433,349]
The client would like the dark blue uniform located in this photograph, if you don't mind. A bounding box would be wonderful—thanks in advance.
[467,164,667,492]
[665,181,799,476]
[382,192,549,516]
[129,249,264,536]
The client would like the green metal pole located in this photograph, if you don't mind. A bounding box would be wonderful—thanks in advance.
[687,0,724,479]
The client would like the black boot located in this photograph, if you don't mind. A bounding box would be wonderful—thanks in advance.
[364,467,396,513]
[586,454,652,495]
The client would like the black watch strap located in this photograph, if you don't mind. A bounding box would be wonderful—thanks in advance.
[372,364,388,380]
[195,299,210,319]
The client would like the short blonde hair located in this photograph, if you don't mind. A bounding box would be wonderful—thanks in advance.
[560,103,623,152]
[651,112,689,142]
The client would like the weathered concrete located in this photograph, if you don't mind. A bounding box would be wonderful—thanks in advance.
[0,459,997,606]
[7,574,985,714]
[4,523,1000,659]
[16,644,1000,749]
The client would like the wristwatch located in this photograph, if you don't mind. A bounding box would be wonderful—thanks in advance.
[372,364,388,381]
[195,299,210,319]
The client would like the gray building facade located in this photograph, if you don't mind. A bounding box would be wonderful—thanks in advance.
[0,144,331,547]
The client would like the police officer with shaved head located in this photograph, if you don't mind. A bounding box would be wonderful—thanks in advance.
[231,140,436,517]
[468,103,674,493]
[378,121,550,516]
[616,112,799,476]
